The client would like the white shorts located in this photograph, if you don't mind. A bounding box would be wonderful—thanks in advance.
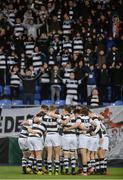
[28,136,44,151]
[45,133,61,147]
[18,137,29,151]
[99,136,109,151]
[62,134,77,151]
[88,136,99,152]
[78,134,90,149]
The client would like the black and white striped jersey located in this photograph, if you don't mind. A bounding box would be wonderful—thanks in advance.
[63,79,81,96]
[48,54,55,66]
[19,119,33,138]
[29,123,46,138]
[19,126,29,138]
[10,73,20,87]
[62,40,72,53]
[57,9,62,22]
[8,10,16,24]
[76,115,91,134]
[8,56,18,70]
[61,53,70,66]
[69,7,74,20]
[24,41,35,56]
[40,71,50,84]
[63,68,74,81]
[90,95,100,106]
[20,57,26,72]
[42,115,59,133]
[62,114,76,134]
[62,20,71,36]
[32,52,43,72]
[73,37,83,54]
[14,24,25,37]
[0,53,7,69]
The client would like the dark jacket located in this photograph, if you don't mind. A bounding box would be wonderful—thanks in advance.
[17,71,42,94]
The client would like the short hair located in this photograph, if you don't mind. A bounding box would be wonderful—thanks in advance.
[73,108,81,115]
[62,106,71,113]
[80,107,90,116]
[36,111,45,117]
[41,105,49,111]
[49,105,56,111]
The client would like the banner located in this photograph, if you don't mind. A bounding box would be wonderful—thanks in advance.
[0,106,123,160]
[92,106,123,160]
[0,107,40,137]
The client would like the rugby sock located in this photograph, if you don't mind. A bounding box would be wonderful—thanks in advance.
[91,159,95,169]
[99,158,105,173]
[104,158,107,171]
[54,160,60,173]
[83,164,87,173]
[28,157,34,169]
[71,157,76,174]
[22,157,27,167]
[37,159,42,171]
[47,161,52,172]
[71,157,76,168]
[64,158,69,170]
[95,159,100,173]
[87,160,92,168]
[44,158,48,170]
[60,154,64,173]
[32,158,37,172]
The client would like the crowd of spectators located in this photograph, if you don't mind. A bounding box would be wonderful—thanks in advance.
[0,0,123,105]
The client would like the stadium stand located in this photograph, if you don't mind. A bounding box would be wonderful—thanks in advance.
[0,0,123,105]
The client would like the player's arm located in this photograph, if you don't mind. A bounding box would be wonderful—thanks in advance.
[21,119,32,126]
[26,127,37,135]
[61,114,75,125]
[90,119,101,135]
[64,121,81,131]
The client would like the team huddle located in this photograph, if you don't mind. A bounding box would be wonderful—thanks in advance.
[18,105,109,176]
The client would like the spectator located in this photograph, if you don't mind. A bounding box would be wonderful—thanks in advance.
[10,65,20,100]
[75,59,87,102]
[50,65,62,102]
[87,88,102,107]
[40,63,50,100]
[86,65,97,97]
[110,62,122,101]
[17,68,43,104]
[98,63,110,102]
[0,46,7,86]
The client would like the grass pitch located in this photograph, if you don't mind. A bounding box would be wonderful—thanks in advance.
[0,166,123,179]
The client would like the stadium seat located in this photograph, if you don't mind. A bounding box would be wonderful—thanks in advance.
[4,85,11,96]
[55,100,65,106]
[103,102,111,106]
[12,100,23,106]
[41,100,53,106]
[34,100,41,105]
[34,93,41,100]
[114,100,123,106]
[0,99,12,108]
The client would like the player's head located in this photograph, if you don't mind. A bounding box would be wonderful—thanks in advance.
[49,105,57,112]
[73,108,81,118]
[80,106,90,116]
[41,105,49,113]
[62,106,71,115]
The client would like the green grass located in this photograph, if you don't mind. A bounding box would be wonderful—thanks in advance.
[0,166,123,179]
